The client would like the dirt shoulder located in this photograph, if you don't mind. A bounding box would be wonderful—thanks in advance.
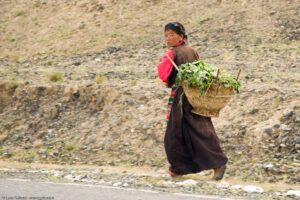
[1,161,299,199]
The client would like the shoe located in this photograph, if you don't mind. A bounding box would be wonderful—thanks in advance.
[168,170,175,176]
[168,170,181,177]
[168,166,182,177]
[213,165,226,181]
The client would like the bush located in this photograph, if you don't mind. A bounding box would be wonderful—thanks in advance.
[48,72,63,82]
[15,10,26,17]
[129,80,137,86]
[65,142,78,151]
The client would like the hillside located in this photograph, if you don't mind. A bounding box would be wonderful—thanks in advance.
[0,0,299,192]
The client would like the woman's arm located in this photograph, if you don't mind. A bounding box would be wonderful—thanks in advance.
[157,49,174,83]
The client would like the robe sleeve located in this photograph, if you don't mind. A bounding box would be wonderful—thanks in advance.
[157,49,174,83]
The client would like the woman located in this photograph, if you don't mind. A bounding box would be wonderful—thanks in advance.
[157,22,227,180]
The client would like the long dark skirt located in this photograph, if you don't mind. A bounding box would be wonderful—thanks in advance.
[164,86,228,175]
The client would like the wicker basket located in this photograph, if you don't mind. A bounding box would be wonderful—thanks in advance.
[182,82,234,117]
[165,54,239,118]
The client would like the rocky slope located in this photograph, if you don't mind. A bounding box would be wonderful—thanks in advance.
[0,0,299,188]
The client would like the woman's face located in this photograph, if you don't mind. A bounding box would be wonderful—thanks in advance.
[165,29,184,47]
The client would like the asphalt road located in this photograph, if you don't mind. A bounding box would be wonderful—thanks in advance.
[0,178,238,200]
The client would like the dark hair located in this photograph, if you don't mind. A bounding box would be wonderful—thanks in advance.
[165,22,187,40]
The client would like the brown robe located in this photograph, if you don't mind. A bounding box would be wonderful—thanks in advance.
[164,42,228,175]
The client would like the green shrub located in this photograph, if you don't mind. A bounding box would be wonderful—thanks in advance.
[34,0,41,7]
[49,72,63,82]
[45,60,55,66]
[65,142,78,151]
[15,10,26,17]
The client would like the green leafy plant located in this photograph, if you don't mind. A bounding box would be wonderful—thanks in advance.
[175,61,241,96]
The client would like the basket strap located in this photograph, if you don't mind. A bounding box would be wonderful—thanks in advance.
[166,54,179,71]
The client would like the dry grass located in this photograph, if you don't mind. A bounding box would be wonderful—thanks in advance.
[33,140,43,148]
[65,142,78,151]
[0,133,8,143]
[95,76,107,84]
[129,80,137,86]
[1,0,296,58]
[48,72,64,82]
[15,10,26,17]
[9,55,19,62]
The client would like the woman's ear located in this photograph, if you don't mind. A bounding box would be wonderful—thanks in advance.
[180,34,184,41]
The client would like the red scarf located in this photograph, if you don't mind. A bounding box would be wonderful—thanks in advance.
[175,40,185,47]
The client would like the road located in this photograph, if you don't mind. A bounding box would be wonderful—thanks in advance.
[0,178,239,200]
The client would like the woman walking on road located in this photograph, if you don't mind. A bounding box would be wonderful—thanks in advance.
[157,22,227,180]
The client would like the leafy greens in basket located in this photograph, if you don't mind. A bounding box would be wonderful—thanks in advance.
[175,61,241,96]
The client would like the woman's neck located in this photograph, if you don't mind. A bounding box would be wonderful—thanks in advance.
[174,40,185,47]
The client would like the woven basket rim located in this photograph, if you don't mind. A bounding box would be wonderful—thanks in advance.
[182,82,234,89]
[182,82,234,96]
